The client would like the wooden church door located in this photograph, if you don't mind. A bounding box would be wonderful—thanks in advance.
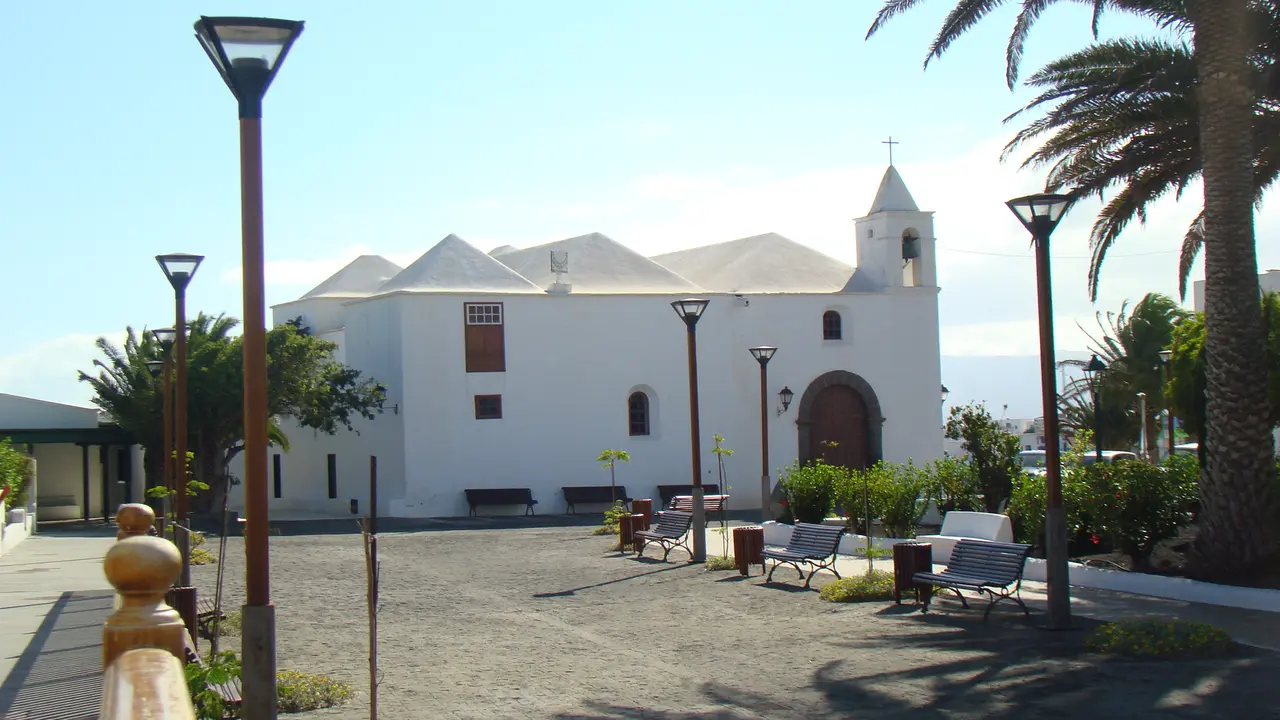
[808,384,871,470]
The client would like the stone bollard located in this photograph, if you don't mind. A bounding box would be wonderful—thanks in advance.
[116,503,155,540]
[102,535,187,669]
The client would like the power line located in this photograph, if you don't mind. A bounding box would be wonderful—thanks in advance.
[939,247,1175,260]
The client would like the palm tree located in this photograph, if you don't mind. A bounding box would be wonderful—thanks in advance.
[867,0,1278,581]
[1001,6,1280,301]
[1058,294,1187,455]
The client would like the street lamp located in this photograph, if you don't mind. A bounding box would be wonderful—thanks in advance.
[749,346,777,522]
[156,255,202,539]
[941,384,950,404]
[151,328,176,514]
[195,15,304,719]
[1084,354,1108,464]
[672,298,709,563]
[1159,349,1175,459]
[1006,191,1072,631]
[777,386,793,415]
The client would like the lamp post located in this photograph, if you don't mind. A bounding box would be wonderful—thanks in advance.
[150,328,177,530]
[1006,192,1072,630]
[749,346,777,522]
[195,16,304,719]
[1085,354,1108,464]
[672,298,710,563]
[156,256,202,538]
[1159,349,1175,459]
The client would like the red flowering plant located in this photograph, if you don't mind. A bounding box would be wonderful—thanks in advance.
[1079,459,1198,571]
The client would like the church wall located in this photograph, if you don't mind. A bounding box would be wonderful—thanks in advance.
[231,286,943,519]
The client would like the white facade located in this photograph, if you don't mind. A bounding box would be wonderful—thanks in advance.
[1192,268,1280,312]
[229,166,945,518]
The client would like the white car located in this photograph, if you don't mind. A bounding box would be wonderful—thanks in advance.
[1019,449,1140,476]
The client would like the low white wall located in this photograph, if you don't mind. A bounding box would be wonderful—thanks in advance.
[1022,558,1280,613]
[1,510,33,557]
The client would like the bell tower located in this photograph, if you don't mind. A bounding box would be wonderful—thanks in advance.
[854,165,936,290]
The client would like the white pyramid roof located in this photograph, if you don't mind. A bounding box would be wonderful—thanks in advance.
[651,233,855,293]
[300,255,404,299]
[495,232,703,293]
[867,165,919,215]
[376,235,541,294]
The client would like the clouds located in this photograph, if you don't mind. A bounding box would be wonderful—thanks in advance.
[0,331,124,408]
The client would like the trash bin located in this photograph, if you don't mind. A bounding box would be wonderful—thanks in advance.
[893,541,933,605]
[619,514,647,552]
[632,499,653,529]
[733,526,765,576]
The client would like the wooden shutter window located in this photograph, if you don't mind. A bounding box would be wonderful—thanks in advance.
[464,303,506,373]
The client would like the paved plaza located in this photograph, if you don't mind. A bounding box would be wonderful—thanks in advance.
[193,523,1279,719]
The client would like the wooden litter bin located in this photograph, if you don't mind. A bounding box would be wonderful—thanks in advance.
[632,499,653,529]
[732,526,765,576]
[893,541,933,605]
[619,514,647,552]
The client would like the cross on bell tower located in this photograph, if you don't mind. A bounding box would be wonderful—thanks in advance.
[882,136,900,166]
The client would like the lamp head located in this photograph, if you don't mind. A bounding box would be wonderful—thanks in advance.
[1006,193,1071,240]
[151,327,177,353]
[749,346,777,365]
[1159,349,1173,363]
[778,386,794,412]
[941,384,950,404]
[156,254,204,293]
[1085,354,1108,378]
[670,298,709,328]
[194,16,305,118]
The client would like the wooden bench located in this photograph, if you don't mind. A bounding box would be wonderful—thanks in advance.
[657,484,720,507]
[196,597,225,641]
[561,486,631,514]
[763,522,846,588]
[464,488,538,516]
[184,630,242,715]
[634,510,693,561]
[658,494,730,525]
[913,539,1032,619]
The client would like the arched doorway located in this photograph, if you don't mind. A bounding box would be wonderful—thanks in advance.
[797,371,883,470]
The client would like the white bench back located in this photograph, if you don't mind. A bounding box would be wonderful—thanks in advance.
[938,511,1013,543]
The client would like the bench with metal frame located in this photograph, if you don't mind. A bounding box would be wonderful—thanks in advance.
[464,488,538,516]
[634,510,693,561]
[912,539,1032,619]
[561,486,631,514]
[656,484,720,507]
[763,522,846,588]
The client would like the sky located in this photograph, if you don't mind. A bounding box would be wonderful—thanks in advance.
[2,1,1277,414]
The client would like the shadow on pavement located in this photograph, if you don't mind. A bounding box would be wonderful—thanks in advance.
[0,590,113,720]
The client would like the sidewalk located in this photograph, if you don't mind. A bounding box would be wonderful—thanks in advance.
[707,526,1280,652]
[0,527,115,720]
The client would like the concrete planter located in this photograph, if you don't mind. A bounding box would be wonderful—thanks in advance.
[5,508,24,526]
[761,521,913,556]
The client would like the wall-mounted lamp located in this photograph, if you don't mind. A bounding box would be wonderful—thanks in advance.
[777,386,794,416]
[374,384,399,415]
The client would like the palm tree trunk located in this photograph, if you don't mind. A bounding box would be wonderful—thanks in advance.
[1188,0,1280,581]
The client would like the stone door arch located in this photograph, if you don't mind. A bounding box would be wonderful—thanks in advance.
[797,371,883,469]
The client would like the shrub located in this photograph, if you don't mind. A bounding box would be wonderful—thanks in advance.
[1007,471,1047,547]
[1079,459,1198,570]
[0,442,31,512]
[925,456,982,514]
[1085,617,1233,659]
[879,461,930,539]
[818,570,895,602]
[779,460,842,524]
[277,670,353,713]
[705,555,736,571]
[185,651,241,720]
[215,610,242,637]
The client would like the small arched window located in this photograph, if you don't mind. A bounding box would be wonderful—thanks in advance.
[822,311,842,340]
[628,392,650,436]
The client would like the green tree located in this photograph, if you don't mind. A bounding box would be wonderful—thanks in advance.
[79,313,384,512]
[944,403,1022,512]
[595,449,630,507]
[866,0,1279,581]
[1166,292,1280,444]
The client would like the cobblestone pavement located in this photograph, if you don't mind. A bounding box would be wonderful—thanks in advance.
[196,526,1280,719]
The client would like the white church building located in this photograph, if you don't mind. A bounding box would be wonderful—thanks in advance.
[228,165,944,518]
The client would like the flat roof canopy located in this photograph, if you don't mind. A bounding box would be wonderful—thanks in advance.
[0,426,135,446]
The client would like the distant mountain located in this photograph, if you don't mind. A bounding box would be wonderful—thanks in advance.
[942,353,1092,419]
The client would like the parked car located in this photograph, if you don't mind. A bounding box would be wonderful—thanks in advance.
[1173,442,1199,457]
[1019,449,1140,477]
